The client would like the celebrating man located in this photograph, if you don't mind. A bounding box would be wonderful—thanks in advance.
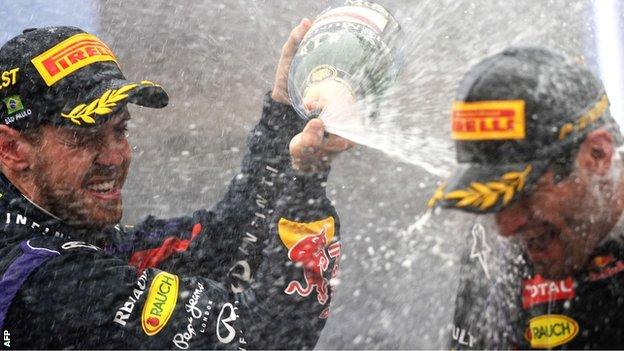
[430,47,624,349]
[0,20,351,349]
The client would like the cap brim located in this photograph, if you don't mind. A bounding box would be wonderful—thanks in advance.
[58,78,168,127]
[436,161,548,213]
[105,78,168,109]
[124,80,169,109]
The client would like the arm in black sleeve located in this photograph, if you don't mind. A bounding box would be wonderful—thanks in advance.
[211,92,307,225]
[241,170,341,348]
[178,93,341,348]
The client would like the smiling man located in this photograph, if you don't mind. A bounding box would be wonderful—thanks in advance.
[0,23,350,349]
[429,47,624,349]
[21,108,132,229]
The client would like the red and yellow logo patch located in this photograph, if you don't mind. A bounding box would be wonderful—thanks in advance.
[141,271,178,336]
[522,275,575,309]
[525,314,579,349]
[278,217,339,310]
[588,254,624,281]
[278,217,335,250]
[451,100,525,140]
[31,33,117,86]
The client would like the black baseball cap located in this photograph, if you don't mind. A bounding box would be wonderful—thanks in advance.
[429,47,622,213]
[0,26,168,130]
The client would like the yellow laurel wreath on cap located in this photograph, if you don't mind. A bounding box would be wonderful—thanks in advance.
[61,83,139,125]
[60,81,161,126]
[442,165,532,210]
[427,184,446,208]
[139,80,160,87]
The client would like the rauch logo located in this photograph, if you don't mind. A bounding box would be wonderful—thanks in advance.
[524,314,579,349]
[141,271,179,336]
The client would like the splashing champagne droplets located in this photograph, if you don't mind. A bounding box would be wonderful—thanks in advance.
[288,0,457,178]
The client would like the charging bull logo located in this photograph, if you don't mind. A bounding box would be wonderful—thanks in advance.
[278,217,340,307]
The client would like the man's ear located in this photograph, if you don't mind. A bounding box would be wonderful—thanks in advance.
[0,125,35,171]
[577,128,614,175]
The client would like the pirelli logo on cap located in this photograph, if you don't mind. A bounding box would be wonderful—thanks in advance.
[31,33,117,86]
[452,100,526,141]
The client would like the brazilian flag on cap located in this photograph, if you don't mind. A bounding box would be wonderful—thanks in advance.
[3,96,24,115]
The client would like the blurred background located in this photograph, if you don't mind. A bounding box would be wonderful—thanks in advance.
[1,0,623,348]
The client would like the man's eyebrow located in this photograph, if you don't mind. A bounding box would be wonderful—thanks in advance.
[115,110,131,124]
[61,126,98,138]
[115,116,130,126]
[508,222,527,236]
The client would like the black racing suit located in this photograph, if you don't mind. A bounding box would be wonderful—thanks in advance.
[450,220,624,349]
[0,94,342,349]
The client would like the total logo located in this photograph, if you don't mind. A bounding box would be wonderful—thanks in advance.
[522,275,575,309]
[141,272,179,336]
[524,314,579,349]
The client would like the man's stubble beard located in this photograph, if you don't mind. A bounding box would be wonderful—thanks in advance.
[32,164,124,232]
[558,170,619,278]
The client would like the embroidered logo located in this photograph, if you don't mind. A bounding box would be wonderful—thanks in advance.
[452,100,525,140]
[443,165,532,210]
[525,314,579,348]
[31,33,117,86]
[278,217,340,317]
[141,271,178,336]
[3,95,23,115]
[522,275,575,309]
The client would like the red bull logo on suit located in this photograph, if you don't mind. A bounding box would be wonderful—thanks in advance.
[278,217,340,309]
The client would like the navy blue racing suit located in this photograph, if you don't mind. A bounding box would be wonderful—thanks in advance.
[450,220,624,349]
[0,94,341,349]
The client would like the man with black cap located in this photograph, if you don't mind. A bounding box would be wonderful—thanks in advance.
[0,20,351,349]
[429,47,624,349]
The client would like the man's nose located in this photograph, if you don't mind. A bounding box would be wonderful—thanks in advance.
[524,234,551,252]
[94,134,126,166]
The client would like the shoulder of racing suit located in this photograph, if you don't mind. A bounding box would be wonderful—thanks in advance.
[0,235,233,349]
[450,222,624,350]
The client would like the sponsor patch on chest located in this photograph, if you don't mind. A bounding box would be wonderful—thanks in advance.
[522,275,575,309]
[525,314,579,348]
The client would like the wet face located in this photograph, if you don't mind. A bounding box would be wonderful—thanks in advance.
[28,108,131,229]
[495,167,611,279]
